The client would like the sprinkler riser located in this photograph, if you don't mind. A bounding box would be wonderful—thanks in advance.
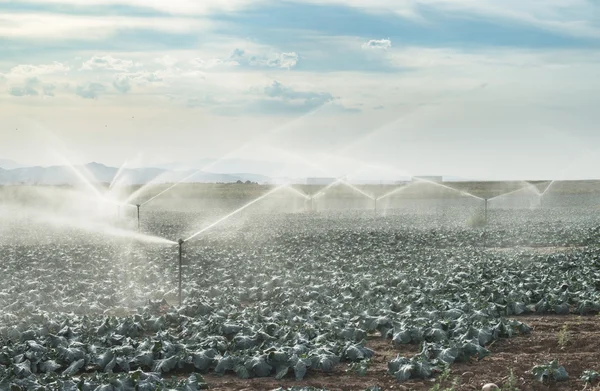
[178,239,184,307]
[136,204,141,231]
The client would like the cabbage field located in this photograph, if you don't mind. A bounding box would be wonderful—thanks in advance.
[1,202,600,390]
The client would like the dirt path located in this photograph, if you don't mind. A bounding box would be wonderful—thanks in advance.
[203,314,600,391]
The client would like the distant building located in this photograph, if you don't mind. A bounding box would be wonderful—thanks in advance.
[412,176,443,183]
[306,177,337,185]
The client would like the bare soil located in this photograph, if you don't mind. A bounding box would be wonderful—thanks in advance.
[202,314,600,391]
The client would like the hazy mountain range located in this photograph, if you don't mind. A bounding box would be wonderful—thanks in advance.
[0,161,277,186]
[0,159,445,185]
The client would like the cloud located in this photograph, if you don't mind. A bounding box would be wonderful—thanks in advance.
[8,77,56,97]
[4,0,261,16]
[81,55,135,71]
[189,57,237,69]
[253,52,299,69]
[0,12,215,40]
[76,82,105,99]
[9,62,70,77]
[264,80,333,102]
[245,80,337,114]
[362,39,392,50]
[229,49,299,69]
[110,71,164,93]
[112,74,131,93]
[184,49,299,71]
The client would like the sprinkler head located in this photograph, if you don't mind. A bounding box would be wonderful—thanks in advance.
[136,204,141,208]
[178,239,185,245]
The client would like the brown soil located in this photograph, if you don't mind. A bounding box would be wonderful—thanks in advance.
[202,314,600,391]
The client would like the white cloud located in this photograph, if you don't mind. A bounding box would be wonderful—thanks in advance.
[81,55,135,72]
[229,49,299,69]
[257,52,299,69]
[362,39,392,50]
[184,49,299,71]
[110,71,164,93]
[0,12,215,40]
[189,57,238,69]
[4,0,261,15]
[8,62,70,77]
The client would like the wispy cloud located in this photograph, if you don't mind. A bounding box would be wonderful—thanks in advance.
[81,55,135,71]
[0,12,215,40]
[8,62,70,77]
[3,0,261,16]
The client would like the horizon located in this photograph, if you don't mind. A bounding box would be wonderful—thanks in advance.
[3,158,600,183]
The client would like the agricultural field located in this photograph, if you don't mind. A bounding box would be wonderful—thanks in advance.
[2,185,600,390]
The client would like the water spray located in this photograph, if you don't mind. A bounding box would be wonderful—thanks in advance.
[178,239,184,307]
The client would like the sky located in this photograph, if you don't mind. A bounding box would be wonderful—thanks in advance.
[1,0,600,180]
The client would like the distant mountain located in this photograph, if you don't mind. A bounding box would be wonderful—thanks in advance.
[148,158,276,171]
[0,159,23,170]
[0,162,273,186]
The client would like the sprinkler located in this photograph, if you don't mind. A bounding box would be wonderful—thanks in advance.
[178,239,184,307]
[307,196,315,213]
[374,197,378,213]
[484,198,488,225]
[483,198,488,248]
[136,204,141,231]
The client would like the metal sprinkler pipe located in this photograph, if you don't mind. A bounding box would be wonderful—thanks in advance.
[136,204,141,231]
[484,198,488,225]
[178,239,184,307]
[483,198,488,248]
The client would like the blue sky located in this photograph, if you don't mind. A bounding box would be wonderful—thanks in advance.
[1,0,600,179]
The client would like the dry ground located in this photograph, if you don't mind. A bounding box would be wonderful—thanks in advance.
[202,315,600,391]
